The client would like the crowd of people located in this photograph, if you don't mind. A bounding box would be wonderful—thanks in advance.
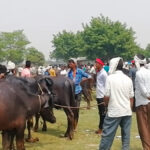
[95,55,150,150]
[0,54,150,150]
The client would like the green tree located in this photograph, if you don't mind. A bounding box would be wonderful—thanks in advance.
[26,47,45,66]
[51,30,84,61]
[82,15,140,61]
[143,43,150,58]
[51,15,142,61]
[0,30,30,63]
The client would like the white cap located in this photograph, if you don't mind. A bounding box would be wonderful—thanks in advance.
[69,58,77,64]
[108,57,122,74]
[7,61,15,70]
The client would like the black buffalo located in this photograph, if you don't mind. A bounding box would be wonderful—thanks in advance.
[34,76,78,140]
[0,76,55,150]
[80,77,94,109]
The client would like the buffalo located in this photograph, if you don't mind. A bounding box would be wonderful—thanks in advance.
[80,77,94,109]
[34,76,78,140]
[0,76,55,150]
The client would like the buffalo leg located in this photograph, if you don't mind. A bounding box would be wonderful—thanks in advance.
[41,117,47,131]
[82,90,90,109]
[34,113,40,132]
[73,108,80,131]
[27,119,32,140]
[26,119,39,142]
[2,130,11,150]
[2,130,16,150]
[16,126,25,150]
[10,130,16,150]
[64,108,74,140]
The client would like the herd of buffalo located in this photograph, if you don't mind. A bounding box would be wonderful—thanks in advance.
[0,75,94,150]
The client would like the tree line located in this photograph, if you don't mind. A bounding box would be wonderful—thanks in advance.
[0,30,45,66]
[51,15,150,62]
[1,15,150,65]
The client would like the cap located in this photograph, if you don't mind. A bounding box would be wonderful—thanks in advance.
[7,61,15,70]
[96,58,104,66]
[131,60,135,64]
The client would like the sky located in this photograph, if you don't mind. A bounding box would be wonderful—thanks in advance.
[0,0,150,60]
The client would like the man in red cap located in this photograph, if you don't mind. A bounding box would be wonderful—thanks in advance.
[95,58,108,134]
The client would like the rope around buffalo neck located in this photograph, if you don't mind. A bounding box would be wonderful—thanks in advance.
[54,102,104,109]
[37,83,44,95]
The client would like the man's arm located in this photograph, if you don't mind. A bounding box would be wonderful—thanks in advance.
[104,96,109,107]
[130,97,134,110]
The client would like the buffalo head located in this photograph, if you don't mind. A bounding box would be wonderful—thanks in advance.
[36,76,56,123]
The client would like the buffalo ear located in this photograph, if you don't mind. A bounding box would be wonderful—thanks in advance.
[45,78,53,86]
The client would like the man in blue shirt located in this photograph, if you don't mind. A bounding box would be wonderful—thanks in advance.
[68,58,91,104]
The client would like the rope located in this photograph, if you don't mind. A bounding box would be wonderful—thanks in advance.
[54,102,105,109]
[37,83,44,95]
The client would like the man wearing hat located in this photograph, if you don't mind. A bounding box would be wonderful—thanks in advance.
[99,57,134,150]
[134,54,150,150]
[7,61,16,75]
[68,58,91,103]
[95,58,108,134]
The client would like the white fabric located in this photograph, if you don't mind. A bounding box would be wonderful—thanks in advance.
[145,63,150,70]
[134,55,147,70]
[18,67,23,73]
[135,67,150,107]
[96,68,108,98]
[89,66,96,74]
[105,71,134,117]
[108,57,122,74]
[60,69,67,76]
[7,61,15,70]
[70,58,77,65]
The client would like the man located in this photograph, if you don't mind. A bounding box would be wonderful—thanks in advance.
[99,57,134,150]
[7,61,16,76]
[68,58,91,105]
[134,54,150,150]
[49,66,56,77]
[95,58,107,134]
[129,60,137,89]
[21,60,31,77]
[129,60,137,111]
[0,65,7,79]
[60,65,67,76]
[104,62,109,73]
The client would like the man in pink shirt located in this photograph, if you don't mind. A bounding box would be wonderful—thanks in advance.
[21,61,31,77]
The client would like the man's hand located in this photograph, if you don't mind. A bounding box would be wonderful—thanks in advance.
[104,96,109,107]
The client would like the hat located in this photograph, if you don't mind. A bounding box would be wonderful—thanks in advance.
[96,58,104,66]
[69,58,77,65]
[108,57,122,74]
[7,61,15,70]
[131,60,135,64]
[133,55,146,70]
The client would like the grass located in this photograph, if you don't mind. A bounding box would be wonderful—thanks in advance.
[0,98,142,150]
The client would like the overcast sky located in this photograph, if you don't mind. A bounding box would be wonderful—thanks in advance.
[0,0,150,60]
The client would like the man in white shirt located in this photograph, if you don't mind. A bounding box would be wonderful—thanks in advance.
[99,57,134,150]
[134,54,150,150]
[95,58,107,134]
[60,65,67,76]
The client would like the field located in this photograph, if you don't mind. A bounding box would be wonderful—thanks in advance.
[0,99,142,150]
